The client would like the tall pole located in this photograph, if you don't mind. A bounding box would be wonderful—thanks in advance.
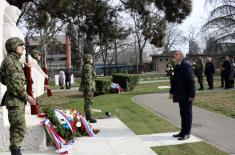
[66,35,72,69]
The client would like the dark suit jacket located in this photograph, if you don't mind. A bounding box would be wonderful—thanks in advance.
[222,60,231,76]
[204,62,215,76]
[65,69,72,81]
[170,58,196,102]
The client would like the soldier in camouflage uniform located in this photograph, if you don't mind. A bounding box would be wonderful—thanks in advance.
[193,57,204,90]
[0,37,36,155]
[81,54,97,123]
[31,49,42,61]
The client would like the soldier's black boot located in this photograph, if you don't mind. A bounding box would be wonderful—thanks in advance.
[85,112,97,123]
[11,148,22,155]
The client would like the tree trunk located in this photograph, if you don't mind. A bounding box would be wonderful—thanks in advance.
[114,39,118,72]
[84,34,93,55]
[77,33,82,73]
[139,48,143,73]
[103,45,108,76]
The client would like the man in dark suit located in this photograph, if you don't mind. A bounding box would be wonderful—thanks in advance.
[223,56,231,89]
[170,50,196,140]
[204,57,215,90]
[65,67,73,89]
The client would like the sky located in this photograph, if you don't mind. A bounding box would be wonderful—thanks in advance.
[179,0,210,32]
[176,0,212,53]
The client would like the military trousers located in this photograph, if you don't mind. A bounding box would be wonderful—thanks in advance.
[83,89,94,114]
[7,104,26,150]
[197,74,204,89]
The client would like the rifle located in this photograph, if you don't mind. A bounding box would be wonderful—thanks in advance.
[24,34,39,115]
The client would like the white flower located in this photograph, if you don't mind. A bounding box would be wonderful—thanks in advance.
[74,115,80,121]
[76,122,81,127]
[59,119,65,125]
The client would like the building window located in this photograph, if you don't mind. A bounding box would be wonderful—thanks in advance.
[160,59,162,61]
[166,59,168,61]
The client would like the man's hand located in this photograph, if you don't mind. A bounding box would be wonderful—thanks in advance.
[169,94,173,99]
[189,97,195,103]
[27,95,36,105]
[27,62,32,68]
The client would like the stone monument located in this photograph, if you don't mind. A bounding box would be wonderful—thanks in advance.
[0,0,47,152]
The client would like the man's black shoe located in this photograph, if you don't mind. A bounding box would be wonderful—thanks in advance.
[173,133,183,137]
[178,135,190,141]
[198,88,204,90]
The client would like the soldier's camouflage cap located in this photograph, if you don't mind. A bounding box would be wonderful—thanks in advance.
[31,49,42,59]
[5,37,24,53]
[83,54,93,63]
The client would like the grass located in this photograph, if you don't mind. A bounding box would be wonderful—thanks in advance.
[40,82,177,135]
[152,142,228,155]
[195,90,235,119]
[137,73,169,81]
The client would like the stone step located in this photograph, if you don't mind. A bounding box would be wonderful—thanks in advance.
[138,132,201,147]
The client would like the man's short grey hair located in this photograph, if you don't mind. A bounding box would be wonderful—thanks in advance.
[174,50,186,58]
[207,57,212,61]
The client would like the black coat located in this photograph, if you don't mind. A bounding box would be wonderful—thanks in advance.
[65,69,72,81]
[204,62,215,76]
[223,60,231,76]
[170,59,196,102]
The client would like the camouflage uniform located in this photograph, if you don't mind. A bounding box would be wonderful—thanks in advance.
[0,37,27,154]
[81,54,97,123]
[194,57,204,90]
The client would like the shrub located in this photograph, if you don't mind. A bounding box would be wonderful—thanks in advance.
[112,74,139,91]
[95,79,112,95]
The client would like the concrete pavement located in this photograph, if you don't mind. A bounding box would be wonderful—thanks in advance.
[134,93,235,154]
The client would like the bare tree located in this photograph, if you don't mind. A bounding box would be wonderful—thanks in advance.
[202,0,235,43]
[183,26,201,54]
[164,23,184,53]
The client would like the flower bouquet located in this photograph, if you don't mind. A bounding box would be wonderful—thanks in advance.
[42,108,99,153]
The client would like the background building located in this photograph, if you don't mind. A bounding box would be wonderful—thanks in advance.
[28,35,72,77]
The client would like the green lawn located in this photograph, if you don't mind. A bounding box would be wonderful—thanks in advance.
[152,142,228,155]
[40,82,177,135]
[195,90,235,119]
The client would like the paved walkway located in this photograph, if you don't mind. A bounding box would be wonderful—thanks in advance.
[134,93,235,154]
[0,118,157,155]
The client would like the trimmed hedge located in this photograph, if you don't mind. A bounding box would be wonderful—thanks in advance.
[112,74,139,91]
[95,79,112,96]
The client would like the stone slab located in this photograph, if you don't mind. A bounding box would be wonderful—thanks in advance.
[138,132,201,147]
[0,106,46,152]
